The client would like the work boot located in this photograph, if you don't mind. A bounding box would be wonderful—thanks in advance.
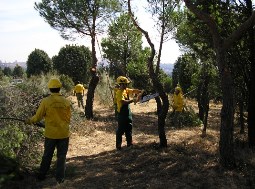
[127,140,133,147]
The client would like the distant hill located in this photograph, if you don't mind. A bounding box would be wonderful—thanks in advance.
[0,60,26,69]
[160,63,174,76]
[0,60,173,75]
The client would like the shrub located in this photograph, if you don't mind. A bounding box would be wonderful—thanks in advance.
[60,74,74,93]
[167,105,202,127]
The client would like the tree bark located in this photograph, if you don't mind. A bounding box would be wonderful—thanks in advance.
[85,73,99,119]
[85,31,99,119]
[128,0,169,147]
[246,0,255,147]
[217,50,235,167]
[239,100,245,134]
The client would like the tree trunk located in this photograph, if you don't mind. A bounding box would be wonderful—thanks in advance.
[85,73,99,119]
[128,0,169,148]
[85,32,99,119]
[197,74,210,133]
[239,100,245,134]
[155,96,162,115]
[157,92,169,147]
[247,0,255,147]
[218,50,235,168]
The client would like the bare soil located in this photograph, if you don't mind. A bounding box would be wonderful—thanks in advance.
[5,95,255,189]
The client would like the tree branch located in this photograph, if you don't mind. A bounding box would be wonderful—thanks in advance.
[183,0,221,47]
[223,11,255,49]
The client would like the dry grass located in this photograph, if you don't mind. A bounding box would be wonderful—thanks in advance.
[5,96,255,189]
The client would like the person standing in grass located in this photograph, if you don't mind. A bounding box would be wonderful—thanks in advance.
[172,84,184,127]
[115,76,143,150]
[73,81,85,109]
[25,78,71,184]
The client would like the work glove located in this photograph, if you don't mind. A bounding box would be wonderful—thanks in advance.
[35,121,45,128]
[24,118,32,125]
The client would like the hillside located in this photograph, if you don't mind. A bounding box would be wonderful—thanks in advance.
[4,94,255,189]
[160,63,174,75]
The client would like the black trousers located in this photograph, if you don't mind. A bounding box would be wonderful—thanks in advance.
[39,137,69,180]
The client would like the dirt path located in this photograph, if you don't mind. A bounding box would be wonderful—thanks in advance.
[8,97,250,189]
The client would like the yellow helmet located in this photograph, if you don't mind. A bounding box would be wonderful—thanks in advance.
[175,86,181,91]
[48,78,62,89]
[116,76,130,84]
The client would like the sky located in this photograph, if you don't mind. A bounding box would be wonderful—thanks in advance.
[0,0,181,64]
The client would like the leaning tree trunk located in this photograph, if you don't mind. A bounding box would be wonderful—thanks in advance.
[128,0,169,147]
[148,57,169,148]
[217,50,235,167]
[85,34,99,119]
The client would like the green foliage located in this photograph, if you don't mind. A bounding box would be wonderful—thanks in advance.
[168,106,202,127]
[147,0,184,40]
[0,73,82,185]
[172,53,199,94]
[95,72,114,106]
[26,49,52,77]
[0,125,26,158]
[59,74,75,93]
[35,0,123,40]
[3,67,12,76]
[12,65,24,78]
[101,13,144,76]
[0,68,4,79]
[53,45,92,84]
[161,74,172,93]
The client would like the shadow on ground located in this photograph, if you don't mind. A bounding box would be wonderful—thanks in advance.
[5,140,251,189]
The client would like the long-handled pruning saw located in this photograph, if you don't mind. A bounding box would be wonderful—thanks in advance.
[0,117,45,128]
[138,92,159,103]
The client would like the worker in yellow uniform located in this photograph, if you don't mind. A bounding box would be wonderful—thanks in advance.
[73,81,85,109]
[115,76,143,150]
[25,78,71,184]
[172,85,184,127]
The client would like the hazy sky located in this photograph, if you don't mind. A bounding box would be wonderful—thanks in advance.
[0,0,181,64]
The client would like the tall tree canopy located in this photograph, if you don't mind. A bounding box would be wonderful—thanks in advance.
[3,67,12,77]
[53,45,92,84]
[26,49,52,78]
[101,13,143,77]
[12,65,24,78]
[35,0,123,119]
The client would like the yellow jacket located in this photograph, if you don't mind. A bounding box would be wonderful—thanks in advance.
[28,93,71,139]
[115,88,140,112]
[172,92,184,112]
[74,84,85,94]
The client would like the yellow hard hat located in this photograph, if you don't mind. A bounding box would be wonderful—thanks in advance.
[48,78,62,89]
[116,76,130,84]
[175,86,181,91]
